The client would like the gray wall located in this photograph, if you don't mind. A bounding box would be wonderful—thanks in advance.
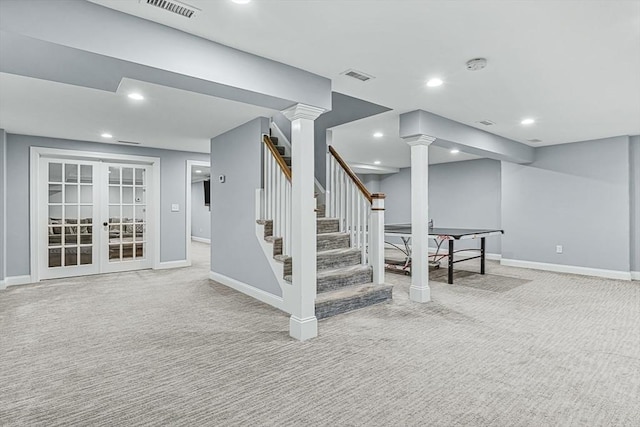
[191,181,211,241]
[631,135,640,272]
[358,174,382,194]
[380,159,503,254]
[0,129,5,282]
[210,117,281,297]
[502,136,630,272]
[5,134,208,278]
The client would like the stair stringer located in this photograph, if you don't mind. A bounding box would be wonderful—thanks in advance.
[254,189,293,315]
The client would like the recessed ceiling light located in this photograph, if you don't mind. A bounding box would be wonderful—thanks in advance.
[231,0,251,3]
[426,78,443,87]
[450,149,460,154]
[195,170,202,174]
[373,132,383,138]
[521,118,535,125]
[374,160,381,165]
[128,93,144,101]
[101,133,113,139]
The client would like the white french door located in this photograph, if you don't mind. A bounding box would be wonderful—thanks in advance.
[38,157,154,280]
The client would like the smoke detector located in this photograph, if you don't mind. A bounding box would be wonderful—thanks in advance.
[466,58,487,71]
[142,0,199,18]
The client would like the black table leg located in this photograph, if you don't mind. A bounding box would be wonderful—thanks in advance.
[480,237,486,275]
[448,240,454,284]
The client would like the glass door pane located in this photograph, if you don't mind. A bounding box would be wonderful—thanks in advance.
[42,159,98,279]
[103,163,150,271]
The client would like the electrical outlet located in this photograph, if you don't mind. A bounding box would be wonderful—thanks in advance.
[556,245,563,254]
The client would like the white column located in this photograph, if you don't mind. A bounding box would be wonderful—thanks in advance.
[370,194,385,285]
[404,135,435,303]
[282,103,325,341]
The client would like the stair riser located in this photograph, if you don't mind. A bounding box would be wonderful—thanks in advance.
[317,234,350,251]
[315,287,392,320]
[317,269,372,293]
[318,251,362,271]
[317,219,340,234]
[283,250,361,276]
[263,221,273,238]
[272,238,282,256]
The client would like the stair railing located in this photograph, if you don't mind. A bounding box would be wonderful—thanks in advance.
[262,134,292,256]
[326,145,385,284]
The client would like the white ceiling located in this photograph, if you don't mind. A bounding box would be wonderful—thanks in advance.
[88,0,640,153]
[0,72,276,153]
[2,0,638,170]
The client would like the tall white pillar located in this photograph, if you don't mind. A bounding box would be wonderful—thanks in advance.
[282,103,325,341]
[404,135,435,303]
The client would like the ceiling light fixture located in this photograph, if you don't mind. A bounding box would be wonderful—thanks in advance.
[426,78,443,87]
[374,160,381,165]
[450,149,460,154]
[521,118,535,125]
[373,132,383,138]
[101,133,113,139]
[195,170,202,173]
[128,93,144,101]
[231,0,251,4]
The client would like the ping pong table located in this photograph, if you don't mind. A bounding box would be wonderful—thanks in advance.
[384,224,504,284]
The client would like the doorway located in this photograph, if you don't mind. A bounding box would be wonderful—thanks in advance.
[31,147,160,281]
[186,160,210,266]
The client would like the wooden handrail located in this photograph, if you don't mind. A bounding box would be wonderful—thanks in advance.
[328,145,373,204]
[263,135,291,182]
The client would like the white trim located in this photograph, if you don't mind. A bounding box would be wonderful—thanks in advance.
[186,159,210,267]
[191,236,211,244]
[501,258,632,281]
[1,132,6,284]
[30,146,161,282]
[0,280,5,290]
[4,275,33,287]
[209,270,285,311]
[156,259,190,270]
[631,271,640,281]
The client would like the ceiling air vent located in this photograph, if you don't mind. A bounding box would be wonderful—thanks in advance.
[118,140,141,145]
[476,120,495,126]
[341,69,375,82]
[527,138,543,143]
[143,0,199,18]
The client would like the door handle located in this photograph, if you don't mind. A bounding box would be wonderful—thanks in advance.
[103,222,108,227]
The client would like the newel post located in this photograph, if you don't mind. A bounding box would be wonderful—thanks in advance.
[370,193,386,285]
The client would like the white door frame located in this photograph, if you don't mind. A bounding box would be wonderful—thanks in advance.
[30,146,161,282]
[185,159,211,266]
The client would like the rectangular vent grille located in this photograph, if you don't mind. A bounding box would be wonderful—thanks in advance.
[527,138,542,143]
[145,0,198,18]
[118,140,141,145]
[341,69,375,82]
[476,120,495,126]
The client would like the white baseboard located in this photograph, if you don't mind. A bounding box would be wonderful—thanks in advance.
[209,270,285,312]
[156,260,191,270]
[632,271,640,281]
[0,279,5,290]
[4,275,34,287]
[501,259,632,281]
[191,236,211,244]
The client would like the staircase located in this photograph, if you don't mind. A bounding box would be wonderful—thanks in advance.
[259,135,392,320]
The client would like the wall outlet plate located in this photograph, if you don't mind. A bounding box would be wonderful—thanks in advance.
[556,245,563,254]
[171,204,179,212]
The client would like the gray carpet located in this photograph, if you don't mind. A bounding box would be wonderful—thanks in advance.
[1,242,639,426]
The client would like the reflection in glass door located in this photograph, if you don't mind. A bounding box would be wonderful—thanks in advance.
[102,163,151,273]
[40,159,99,279]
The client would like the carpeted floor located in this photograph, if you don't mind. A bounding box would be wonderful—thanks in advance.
[1,242,639,426]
